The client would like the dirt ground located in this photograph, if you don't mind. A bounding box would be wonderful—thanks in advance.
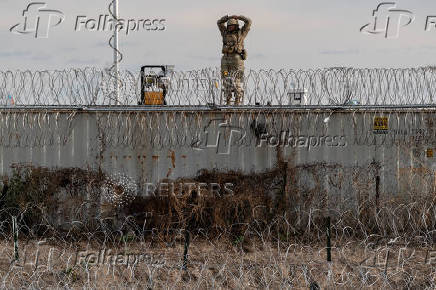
[0,166,435,288]
[0,238,435,289]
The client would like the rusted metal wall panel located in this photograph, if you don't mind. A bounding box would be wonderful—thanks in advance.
[1,108,435,207]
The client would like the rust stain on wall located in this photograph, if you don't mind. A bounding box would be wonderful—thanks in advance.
[168,150,176,168]
[166,167,173,178]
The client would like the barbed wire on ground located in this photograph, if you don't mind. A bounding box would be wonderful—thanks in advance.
[0,165,434,288]
[1,67,435,288]
[1,67,436,106]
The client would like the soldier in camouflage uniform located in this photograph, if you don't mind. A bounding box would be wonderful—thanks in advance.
[217,15,252,105]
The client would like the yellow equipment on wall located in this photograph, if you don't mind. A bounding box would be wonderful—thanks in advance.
[139,65,168,105]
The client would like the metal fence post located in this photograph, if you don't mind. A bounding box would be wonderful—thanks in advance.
[182,230,190,270]
[326,216,331,262]
[12,216,18,261]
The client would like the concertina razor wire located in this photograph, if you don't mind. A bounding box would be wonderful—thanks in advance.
[0,110,434,149]
[1,67,436,106]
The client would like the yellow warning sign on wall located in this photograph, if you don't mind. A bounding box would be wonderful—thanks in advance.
[373,117,389,134]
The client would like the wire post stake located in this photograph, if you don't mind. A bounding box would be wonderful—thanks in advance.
[12,216,19,261]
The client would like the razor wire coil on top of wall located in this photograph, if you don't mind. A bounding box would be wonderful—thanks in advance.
[0,109,435,149]
[1,67,436,106]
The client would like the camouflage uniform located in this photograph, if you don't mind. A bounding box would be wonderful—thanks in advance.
[218,15,252,105]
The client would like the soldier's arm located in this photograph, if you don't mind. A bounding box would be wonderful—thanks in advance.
[217,15,228,36]
[237,15,252,38]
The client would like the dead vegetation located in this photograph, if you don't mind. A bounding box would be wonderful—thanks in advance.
[0,165,435,288]
[124,168,281,240]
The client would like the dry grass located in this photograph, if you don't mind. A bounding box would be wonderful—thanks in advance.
[0,165,435,288]
[0,238,434,289]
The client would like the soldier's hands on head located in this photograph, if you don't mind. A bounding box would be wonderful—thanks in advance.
[219,15,229,22]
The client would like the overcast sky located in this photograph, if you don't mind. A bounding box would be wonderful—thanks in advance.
[1,0,436,71]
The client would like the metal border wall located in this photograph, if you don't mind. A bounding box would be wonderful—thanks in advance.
[1,106,436,207]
